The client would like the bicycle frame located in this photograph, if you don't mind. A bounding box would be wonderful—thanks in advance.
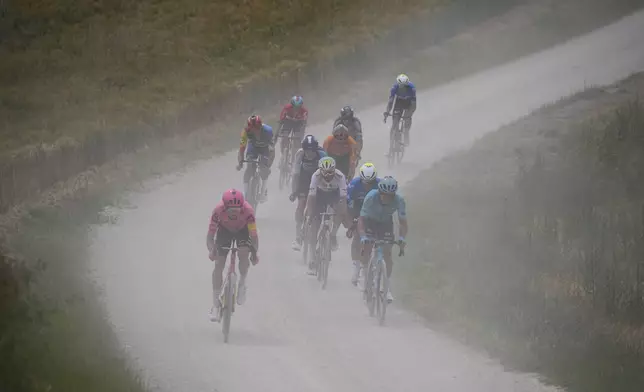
[218,239,256,343]
[315,206,336,289]
[242,157,262,210]
[363,239,403,325]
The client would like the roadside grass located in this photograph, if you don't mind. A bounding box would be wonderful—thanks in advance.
[0,194,146,392]
[0,0,446,153]
[397,72,644,392]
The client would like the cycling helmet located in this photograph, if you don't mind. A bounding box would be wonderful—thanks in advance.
[301,134,319,151]
[332,123,349,138]
[291,95,304,107]
[378,176,398,194]
[222,188,245,208]
[247,114,263,129]
[318,156,336,173]
[396,74,410,86]
[340,105,354,118]
[359,162,377,182]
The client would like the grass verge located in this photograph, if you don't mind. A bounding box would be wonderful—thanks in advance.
[397,71,644,392]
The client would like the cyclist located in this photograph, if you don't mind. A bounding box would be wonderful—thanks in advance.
[358,176,407,303]
[333,105,363,160]
[384,74,416,146]
[275,95,309,165]
[206,189,260,322]
[305,157,349,270]
[237,115,275,203]
[323,124,358,181]
[346,162,381,286]
[290,135,328,250]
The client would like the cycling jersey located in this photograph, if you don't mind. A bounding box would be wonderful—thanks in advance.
[279,104,309,122]
[347,177,381,216]
[360,188,406,223]
[308,169,347,198]
[389,83,417,102]
[208,200,258,237]
[292,147,328,176]
[240,124,274,154]
[333,117,363,143]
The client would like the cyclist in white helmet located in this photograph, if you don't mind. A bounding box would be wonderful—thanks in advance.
[384,73,417,146]
[305,157,350,273]
[346,162,381,285]
[358,176,407,303]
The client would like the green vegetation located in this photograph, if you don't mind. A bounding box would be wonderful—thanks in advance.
[0,196,145,392]
[399,72,644,391]
[0,0,443,152]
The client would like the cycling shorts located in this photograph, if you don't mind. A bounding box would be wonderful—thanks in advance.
[363,217,394,242]
[313,188,340,217]
[215,225,251,257]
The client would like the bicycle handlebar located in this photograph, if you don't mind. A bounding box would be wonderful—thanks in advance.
[362,239,405,257]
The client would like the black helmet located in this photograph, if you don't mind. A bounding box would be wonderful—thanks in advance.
[340,105,354,118]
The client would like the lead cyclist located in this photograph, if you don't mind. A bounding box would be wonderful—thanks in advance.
[357,176,407,303]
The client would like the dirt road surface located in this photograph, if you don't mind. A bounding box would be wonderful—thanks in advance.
[91,10,644,392]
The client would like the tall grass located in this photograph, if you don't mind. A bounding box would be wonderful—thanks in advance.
[400,84,644,391]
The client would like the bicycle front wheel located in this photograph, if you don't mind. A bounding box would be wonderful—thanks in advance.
[364,261,376,317]
[221,275,235,343]
[376,261,389,326]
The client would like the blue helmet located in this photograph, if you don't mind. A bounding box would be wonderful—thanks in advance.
[378,176,398,194]
[301,134,319,151]
[291,95,304,107]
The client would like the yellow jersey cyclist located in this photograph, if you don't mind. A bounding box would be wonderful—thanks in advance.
[304,157,350,272]
[358,176,408,303]
[323,124,358,181]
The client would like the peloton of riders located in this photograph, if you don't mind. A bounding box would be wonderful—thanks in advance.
[207,73,415,318]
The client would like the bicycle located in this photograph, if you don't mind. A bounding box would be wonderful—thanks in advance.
[300,215,311,266]
[384,109,410,168]
[277,131,301,192]
[241,156,263,212]
[362,239,404,325]
[217,239,256,343]
[310,205,335,289]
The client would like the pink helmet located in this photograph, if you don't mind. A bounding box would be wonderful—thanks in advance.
[222,188,244,208]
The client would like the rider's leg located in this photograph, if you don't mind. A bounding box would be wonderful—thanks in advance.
[236,242,251,305]
[242,162,253,197]
[259,151,273,201]
[211,231,231,317]
[404,103,415,145]
[350,233,362,285]
[308,215,322,272]
[295,196,306,242]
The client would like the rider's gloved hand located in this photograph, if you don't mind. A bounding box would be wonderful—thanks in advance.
[398,236,406,244]
[208,250,216,261]
[360,236,371,245]
[289,193,297,202]
[250,252,259,265]
[236,162,243,171]
[383,112,389,123]
[347,200,354,209]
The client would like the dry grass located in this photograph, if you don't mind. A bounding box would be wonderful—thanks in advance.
[398,72,644,391]
[0,0,445,152]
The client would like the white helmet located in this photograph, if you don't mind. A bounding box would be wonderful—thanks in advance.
[396,73,410,86]
[359,162,377,182]
[318,156,336,173]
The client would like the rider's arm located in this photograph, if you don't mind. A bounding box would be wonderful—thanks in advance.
[409,83,417,114]
[247,215,259,252]
[238,129,248,164]
[291,150,304,195]
[347,137,358,178]
[338,171,348,199]
[206,209,219,252]
[397,195,408,239]
[323,136,332,153]
[386,85,397,113]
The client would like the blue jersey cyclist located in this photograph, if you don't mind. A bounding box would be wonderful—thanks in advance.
[346,162,381,285]
[237,114,275,203]
[384,73,417,146]
[358,176,408,303]
[290,135,328,250]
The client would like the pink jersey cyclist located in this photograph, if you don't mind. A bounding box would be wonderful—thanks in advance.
[206,189,259,321]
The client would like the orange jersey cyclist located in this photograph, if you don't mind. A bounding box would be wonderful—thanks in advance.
[323,124,358,181]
